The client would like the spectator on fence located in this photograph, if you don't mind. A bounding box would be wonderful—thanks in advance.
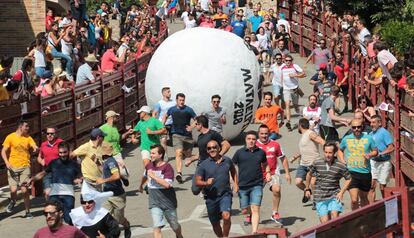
[340,119,378,211]
[355,19,370,58]
[8,58,35,99]
[366,33,381,62]
[368,115,394,203]
[231,14,247,38]
[36,71,56,98]
[76,54,99,85]
[33,200,87,238]
[30,38,48,78]
[47,22,73,80]
[374,41,398,80]
[355,95,376,127]
[364,61,383,86]
[389,61,408,89]
[0,71,10,101]
[334,51,350,113]
[309,142,351,223]
[37,127,64,198]
[101,41,125,73]
[1,120,38,218]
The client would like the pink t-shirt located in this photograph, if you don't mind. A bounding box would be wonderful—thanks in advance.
[101,49,117,72]
[33,224,87,238]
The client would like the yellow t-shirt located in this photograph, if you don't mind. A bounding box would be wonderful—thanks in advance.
[73,140,103,181]
[0,85,10,101]
[2,132,36,168]
[374,68,383,79]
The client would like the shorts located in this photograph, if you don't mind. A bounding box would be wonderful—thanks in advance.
[295,165,310,181]
[239,185,263,209]
[319,125,339,142]
[267,174,281,191]
[8,167,31,187]
[103,193,127,222]
[272,84,282,97]
[370,160,392,185]
[150,207,180,230]
[349,171,372,192]
[141,150,150,161]
[283,88,299,105]
[315,198,343,217]
[172,134,194,151]
[43,172,52,190]
[206,194,232,224]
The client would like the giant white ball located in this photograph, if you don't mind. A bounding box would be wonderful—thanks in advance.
[146,27,260,140]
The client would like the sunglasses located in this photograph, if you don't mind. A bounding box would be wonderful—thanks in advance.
[276,57,282,60]
[285,59,293,62]
[46,132,55,135]
[43,211,58,217]
[207,146,218,151]
[212,100,220,103]
[352,126,363,129]
[81,200,95,205]
[359,101,367,104]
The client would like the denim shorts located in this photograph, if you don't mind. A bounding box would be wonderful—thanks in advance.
[316,198,343,217]
[238,185,263,209]
[295,165,310,180]
[272,84,283,97]
[206,194,232,224]
[150,207,180,230]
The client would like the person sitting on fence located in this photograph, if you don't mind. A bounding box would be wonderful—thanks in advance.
[36,70,56,98]
[29,38,48,78]
[76,54,99,85]
[0,71,10,101]
[364,61,383,86]
[374,41,398,81]
[101,41,125,73]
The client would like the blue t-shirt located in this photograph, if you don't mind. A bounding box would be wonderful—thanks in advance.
[167,105,196,137]
[369,127,393,161]
[103,157,125,196]
[249,15,263,33]
[231,20,247,38]
[195,156,234,198]
[340,133,377,173]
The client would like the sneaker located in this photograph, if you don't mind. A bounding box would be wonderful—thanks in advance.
[6,199,16,213]
[271,213,283,225]
[176,173,183,184]
[24,211,33,219]
[302,189,311,203]
[243,215,251,226]
[286,121,292,131]
[124,223,131,238]
[312,202,316,210]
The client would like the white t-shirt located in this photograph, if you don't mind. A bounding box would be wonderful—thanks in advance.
[280,63,303,90]
[271,63,283,86]
[200,0,209,11]
[154,99,176,125]
[34,49,46,67]
[61,39,73,56]
[181,11,189,22]
[256,33,269,50]
[302,106,322,132]
[117,43,129,58]
[185,19,197,29]
[377,50,398,80]
[358,27,370,56]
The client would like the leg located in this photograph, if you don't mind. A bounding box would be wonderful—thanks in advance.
[330,210,339,219]
[9,185,17,202]
[284,99,291,122]
[349,188,360,210]
[295,177,305,190]
[368,179,377,204]
[153,227,162,238]
[271,184,281,213]
[151,207,167,238]
[164,209,183,238]
[212,222,224,237]
[319,215,330,223]
[358,190,369,208]
[20,185,31,212]
[250,205,261,233]
[222,211,232,237]
[175,148,183,174]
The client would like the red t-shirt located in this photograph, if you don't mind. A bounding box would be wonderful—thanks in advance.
[256,139,284,177]
[334,61,349,85]
[40,138,63,166]
[33,224,87,238]
[45,16,54,31]
[101,49,118,72]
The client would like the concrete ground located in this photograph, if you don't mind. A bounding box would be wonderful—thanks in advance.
[0,20,375,237]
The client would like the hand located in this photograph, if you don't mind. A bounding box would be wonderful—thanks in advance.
[91,154,97,162]
[97,230,105,238]
[184,160,192,167]
[146,128,153,135]
[186,125,193,132]
[5,161,11,170]
[288,73,296,78]
[364,153,372,159]
[147,170,156,179]
[127,128,134,134]
[73,178,82,185]
[265,172,271,182]
[336,192,344,202]
[95,178,105,185]
[285,173,292,184]
[206,178,214,186]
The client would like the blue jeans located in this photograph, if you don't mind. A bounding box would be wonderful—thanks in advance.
[238,185,263,209]
[206,193,232,224]
[51,47,73,75]
[35,67,46,78]
[49,195,74,225]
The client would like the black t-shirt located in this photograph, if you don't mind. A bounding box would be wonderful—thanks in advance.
[274,32,290,48]
[102,157,125,196]
[197,130,224,163]
[232,147,267,188]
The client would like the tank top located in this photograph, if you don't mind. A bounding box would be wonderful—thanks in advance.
[61,39,73,56]
[298,129,321,166]
[34,49,46,67]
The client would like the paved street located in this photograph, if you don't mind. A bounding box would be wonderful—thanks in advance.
[0,20,358,237]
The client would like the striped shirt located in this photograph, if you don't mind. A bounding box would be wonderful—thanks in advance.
[309,159,351,202]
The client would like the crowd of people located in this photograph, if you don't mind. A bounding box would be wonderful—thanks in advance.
[1,0,414,238]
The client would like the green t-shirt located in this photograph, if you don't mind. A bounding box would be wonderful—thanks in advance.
[99,123,121,155]
[133,117,164,151]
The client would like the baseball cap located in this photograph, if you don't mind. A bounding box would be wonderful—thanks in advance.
[137,105,151,114]
[105,110,120,119]
[319,63,327,69]
[90,128,107,138]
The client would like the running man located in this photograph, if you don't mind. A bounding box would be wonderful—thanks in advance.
[255,92,284,140]
[202,95,226,135]
[256,125,291,225]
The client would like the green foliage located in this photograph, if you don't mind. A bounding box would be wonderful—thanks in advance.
[379,20,414,56]
[86,0,144,14]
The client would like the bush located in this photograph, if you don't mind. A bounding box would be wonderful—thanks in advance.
[379,20,414,57]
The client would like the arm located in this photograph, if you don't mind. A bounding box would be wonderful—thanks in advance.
[96,171,120,185]
[195,175,214,187]
[280,156,291,184]
[146,127,167,136]
[147,170,172,188]
[364,148,379,159]
[380,143,395,156]
[230,163,238,193]
[37,149,45,166]
[1,146,11,169]
[328,108,350,124]
[336,177,351,201]
[219,140,231,156]
[309,131,325,145]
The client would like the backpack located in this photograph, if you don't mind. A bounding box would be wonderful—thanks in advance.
[12,70,34,101]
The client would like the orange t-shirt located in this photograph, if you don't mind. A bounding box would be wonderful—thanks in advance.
[255,105,283,133]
